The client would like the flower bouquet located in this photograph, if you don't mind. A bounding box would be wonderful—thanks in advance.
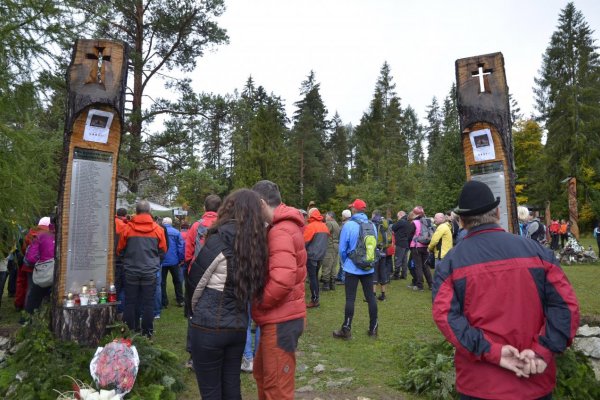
[89,339,139,396]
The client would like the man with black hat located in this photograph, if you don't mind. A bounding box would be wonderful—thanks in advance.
[432,180,580,400]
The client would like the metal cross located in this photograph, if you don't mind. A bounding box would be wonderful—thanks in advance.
[86,47,111,84]
[472,65,492,93]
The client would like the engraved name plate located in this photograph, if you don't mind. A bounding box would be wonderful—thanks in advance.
[66,148,112,292]
[470,161,509,231]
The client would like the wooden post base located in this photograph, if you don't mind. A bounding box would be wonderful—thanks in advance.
[52,304,118,347]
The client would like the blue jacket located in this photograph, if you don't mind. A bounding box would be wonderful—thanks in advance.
[162,224,184,267]
[338,213,375,275]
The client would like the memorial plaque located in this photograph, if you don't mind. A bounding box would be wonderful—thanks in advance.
[66,149,113,292]
[470,162,509,231]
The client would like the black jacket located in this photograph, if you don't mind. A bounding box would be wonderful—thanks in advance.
[186,221,247,331]
[391,216,411,248]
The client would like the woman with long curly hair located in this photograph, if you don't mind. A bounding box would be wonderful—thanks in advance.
[186,189,268,399]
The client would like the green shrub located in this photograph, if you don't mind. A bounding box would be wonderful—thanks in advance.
[555,349,600,399]
[0,308,185,399]
[397,340,457,399]
[398,340,600,400]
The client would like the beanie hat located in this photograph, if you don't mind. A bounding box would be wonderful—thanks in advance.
[454,180,500,216]
[38,217,51,227]
[162,217,172,225]
[341,209,351,219]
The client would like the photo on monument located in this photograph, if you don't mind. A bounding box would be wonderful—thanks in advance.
[469,128,495,162]
[83,109,114,144]
[473,134,490,148]
[90,114,109,128]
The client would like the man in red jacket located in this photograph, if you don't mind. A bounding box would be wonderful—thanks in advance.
[117,200,167,338]
[433,181,580,400]
[252,180,307,400]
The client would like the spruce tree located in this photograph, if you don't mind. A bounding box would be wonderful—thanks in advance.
[534,2,600,222]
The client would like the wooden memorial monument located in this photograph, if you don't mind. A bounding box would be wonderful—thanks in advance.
[455,52,518,233]
[52,39,128,345]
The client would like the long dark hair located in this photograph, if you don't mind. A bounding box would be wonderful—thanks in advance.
[210,189,268,308]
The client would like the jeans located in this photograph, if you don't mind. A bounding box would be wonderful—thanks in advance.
[342,272,378,331]
[244,321,261,359]
[124,275,156,337]
[25,270,51,314]
[394,246,409,278]
[190,326,246,400]
[115,261,126,313]
[161,264,183,306]
[306,259,321,302]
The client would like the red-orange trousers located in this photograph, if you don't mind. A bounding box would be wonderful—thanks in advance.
[253,318,304,400]
[14,266,30,309]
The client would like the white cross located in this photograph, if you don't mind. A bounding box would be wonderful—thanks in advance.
[472,66,492,93]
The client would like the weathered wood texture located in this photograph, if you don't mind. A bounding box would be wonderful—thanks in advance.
[53,39,128,346]
[65,39,128,129]
[456,52,518,233]
[568,177,580,239]
[52,304,118,347]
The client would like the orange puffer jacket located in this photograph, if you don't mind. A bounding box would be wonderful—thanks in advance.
[252,204,307,326]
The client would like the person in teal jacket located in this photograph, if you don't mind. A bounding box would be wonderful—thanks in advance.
[333,199,378,339]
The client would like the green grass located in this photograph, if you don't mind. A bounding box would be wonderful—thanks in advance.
[1,239,599,399]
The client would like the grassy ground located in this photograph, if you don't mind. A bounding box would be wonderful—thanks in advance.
[1,235,598,399]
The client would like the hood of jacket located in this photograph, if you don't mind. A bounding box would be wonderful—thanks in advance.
[272,204,305,229]
[308,209,324,223]
[128,213,157,233]
[350,212,368,223]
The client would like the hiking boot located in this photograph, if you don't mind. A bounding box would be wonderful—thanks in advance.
[321,282,331,291]
[185,358,195,371]
[241,356,253,373]
[332,326,352,340]
[368,327,378,338]
[307,301,320,308]
[329,279,336,291]
[377,294,386,301]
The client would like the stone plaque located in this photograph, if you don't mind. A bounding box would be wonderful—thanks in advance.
[470,161,509,231]
[66,148,112,292]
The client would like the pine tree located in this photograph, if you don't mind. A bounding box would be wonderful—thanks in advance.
[289,71,330,206]
[424,97,442,157]
[534,2,600,222]
[328,112,351,186]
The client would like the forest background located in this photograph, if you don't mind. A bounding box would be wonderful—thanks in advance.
[1,1,600,254]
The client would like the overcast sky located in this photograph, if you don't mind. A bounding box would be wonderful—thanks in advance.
[187,0,600,126]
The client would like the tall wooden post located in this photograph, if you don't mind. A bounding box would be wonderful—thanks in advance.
[455,52,518,233]
[52,39,128,346]
[568,177,580,239]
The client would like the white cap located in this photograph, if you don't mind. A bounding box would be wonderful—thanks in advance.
[38,217,51,226]
[342,209,351,219]
[162,217,172,225]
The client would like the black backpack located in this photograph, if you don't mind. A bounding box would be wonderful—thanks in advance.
[531,221,547,244]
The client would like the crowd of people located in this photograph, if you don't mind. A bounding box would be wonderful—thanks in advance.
[0,178,593,399]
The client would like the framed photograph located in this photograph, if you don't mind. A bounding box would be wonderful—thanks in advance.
[469,128,495,162]
[83,109,114,143]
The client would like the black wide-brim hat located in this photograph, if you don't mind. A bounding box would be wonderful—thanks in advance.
[454,180,500,216]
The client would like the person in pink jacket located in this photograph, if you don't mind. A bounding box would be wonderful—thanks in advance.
[24,216,55,314]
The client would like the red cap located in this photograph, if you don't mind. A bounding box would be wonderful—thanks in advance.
[348,199,367,211]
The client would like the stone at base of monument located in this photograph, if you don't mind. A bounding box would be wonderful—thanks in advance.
[52,304,117,347]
